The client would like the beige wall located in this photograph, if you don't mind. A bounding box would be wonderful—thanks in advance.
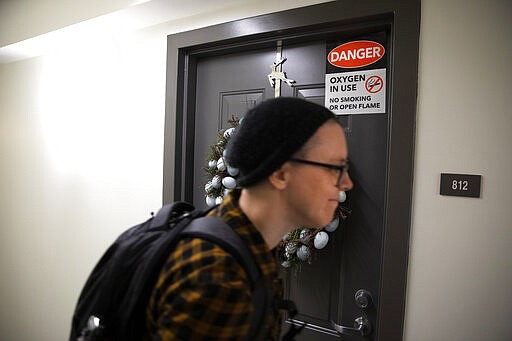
[0,31,166,341]
[405,0,512,340]
[0,0,511,340]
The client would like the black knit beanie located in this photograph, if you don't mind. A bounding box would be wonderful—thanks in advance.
[225,97,336,187]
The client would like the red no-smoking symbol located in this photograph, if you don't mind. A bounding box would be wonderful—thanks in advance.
[365,75,383,93]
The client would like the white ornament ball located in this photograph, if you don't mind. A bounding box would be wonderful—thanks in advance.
[297,245,310,261]
[215,196,224,205]
[223,127,235,138]
[324,216,340,232]
[208,160,217,169]
[338,191,347,203]
[227,166,239,176]
[206,196,216,207]
[223,149,227,157]
[211,175,222,189]
[222,176,237,189]
[217,157,226,171]
[223,188,230,197]
[314,231,329,249]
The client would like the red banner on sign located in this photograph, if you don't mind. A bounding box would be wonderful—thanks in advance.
[328,40,385,69]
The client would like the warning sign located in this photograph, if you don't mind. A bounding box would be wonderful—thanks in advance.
[324,68,386,115]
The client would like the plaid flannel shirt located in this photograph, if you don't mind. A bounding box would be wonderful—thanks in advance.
[145,190,283,340]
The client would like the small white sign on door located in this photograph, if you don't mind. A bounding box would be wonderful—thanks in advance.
[324,68,386,115]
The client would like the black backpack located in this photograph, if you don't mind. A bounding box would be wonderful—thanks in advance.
[69,201,271,341]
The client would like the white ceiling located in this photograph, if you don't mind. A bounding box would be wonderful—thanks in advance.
[0,0,244,63]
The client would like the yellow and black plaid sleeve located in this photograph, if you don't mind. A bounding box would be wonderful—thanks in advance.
[146,237,253,340]
[146,190,283,340]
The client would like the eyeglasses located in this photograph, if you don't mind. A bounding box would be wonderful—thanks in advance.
[289,158,349,187]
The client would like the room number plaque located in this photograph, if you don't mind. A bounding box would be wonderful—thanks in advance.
[440,173,482,198]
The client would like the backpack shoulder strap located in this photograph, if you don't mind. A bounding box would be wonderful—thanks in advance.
[181,216,270,340]
[182,217,259,283]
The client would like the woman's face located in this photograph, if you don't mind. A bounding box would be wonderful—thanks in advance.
[284,120,353,229]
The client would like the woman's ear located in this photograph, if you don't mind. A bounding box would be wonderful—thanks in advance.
[268,164,290,190]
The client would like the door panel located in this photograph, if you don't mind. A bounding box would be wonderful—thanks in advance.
[192,35,388,340]
[220,90,265,129]
[193,48,274,206]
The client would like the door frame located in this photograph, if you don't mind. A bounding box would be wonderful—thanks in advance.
[163,1,420,340]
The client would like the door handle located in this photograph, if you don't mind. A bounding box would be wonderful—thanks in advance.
[331,317,372,337]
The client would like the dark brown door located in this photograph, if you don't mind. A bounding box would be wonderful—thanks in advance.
[190,34,388,340]
[165,2,419,340]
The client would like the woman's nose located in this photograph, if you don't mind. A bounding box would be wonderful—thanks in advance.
[338,172,353,191]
